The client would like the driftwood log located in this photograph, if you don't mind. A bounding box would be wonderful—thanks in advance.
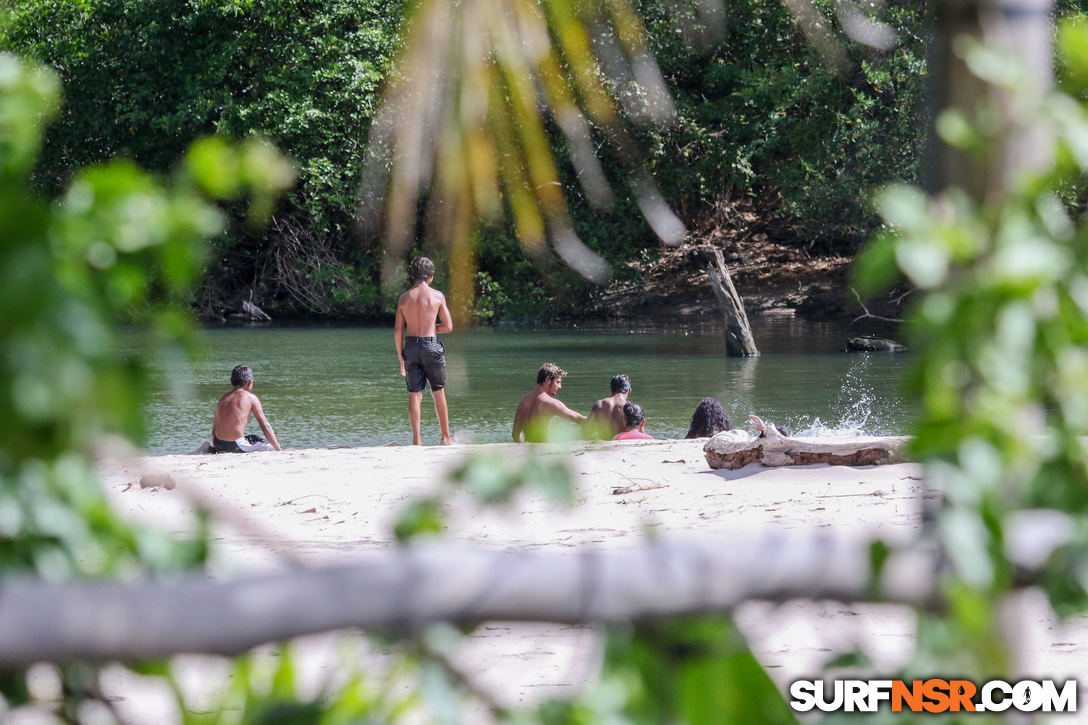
[707,248,758,356]
[241,299,272,322]
[0,534,885,666]
[704,427,910,470]
[0,512,1072,666]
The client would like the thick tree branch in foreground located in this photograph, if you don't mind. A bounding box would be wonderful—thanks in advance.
[0,535,905,667]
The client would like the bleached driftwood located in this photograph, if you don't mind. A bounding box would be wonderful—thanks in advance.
[0,511,1076,666]
[707,248,758,357]
[704,426,909,470]
[242,299,272,321]
[0,534,894,666]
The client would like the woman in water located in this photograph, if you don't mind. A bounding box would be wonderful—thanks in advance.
[686,398,790,439]
[685,398,733,438]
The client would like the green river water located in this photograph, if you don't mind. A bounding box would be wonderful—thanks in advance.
[130,317,912,453]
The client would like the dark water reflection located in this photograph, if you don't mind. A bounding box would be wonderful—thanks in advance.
[130,318,913,453]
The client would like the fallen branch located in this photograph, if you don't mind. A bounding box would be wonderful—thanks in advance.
[0,509,1073,668]
[612,482,667,495]
[0,534,897,666]
[850,287,905,325]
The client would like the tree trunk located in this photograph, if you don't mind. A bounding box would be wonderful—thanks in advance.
[0,534,891,665]
[928,0,1054,202]
[706,248,758,356]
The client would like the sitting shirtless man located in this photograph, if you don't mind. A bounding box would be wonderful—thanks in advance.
[512,363,586,442]
[586,373,631,439]
[212,364,282,453]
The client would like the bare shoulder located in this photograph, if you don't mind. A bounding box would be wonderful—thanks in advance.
[541,394,567,411]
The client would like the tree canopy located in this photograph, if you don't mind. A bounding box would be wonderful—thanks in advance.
[2,0,930,321]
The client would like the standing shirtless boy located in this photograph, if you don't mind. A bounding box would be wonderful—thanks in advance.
[212,364,282,452]
[512,363,587,442]
[394,257,454,445]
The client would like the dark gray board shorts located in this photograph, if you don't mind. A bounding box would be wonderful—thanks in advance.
[402,336,447,393]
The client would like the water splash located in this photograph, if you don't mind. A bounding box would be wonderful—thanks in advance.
[792,355,901,437]
[794,415,870,438]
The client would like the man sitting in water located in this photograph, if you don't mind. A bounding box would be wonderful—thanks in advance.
[394,256,454,446]
[585,373,631,439]
[212,365,282,453]
[612,402,654,441]
[512,363,587,442]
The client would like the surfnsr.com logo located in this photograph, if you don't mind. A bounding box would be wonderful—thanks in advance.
[790,679,1077,714]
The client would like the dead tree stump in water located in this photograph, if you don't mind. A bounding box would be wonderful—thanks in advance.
[707,248,758,356]
[241,299,272,322]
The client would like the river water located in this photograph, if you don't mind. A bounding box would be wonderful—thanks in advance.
[131,317,913,453]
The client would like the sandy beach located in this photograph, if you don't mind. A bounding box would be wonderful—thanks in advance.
[92,439,1088,720]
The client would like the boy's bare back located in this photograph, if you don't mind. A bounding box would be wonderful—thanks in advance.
[397,284,449,337]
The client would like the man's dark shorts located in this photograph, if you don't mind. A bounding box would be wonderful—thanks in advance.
[403,336,447,393]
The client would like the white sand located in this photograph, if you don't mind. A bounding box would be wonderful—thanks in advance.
[91,439,1088,720]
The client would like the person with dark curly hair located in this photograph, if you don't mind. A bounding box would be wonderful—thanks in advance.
[612,402,654,440]
[684,397,733,439]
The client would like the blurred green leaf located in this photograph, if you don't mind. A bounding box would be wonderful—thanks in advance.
[395,498,445,541]
[851,231,899,299]
[895,237,949,289]
[1058,17,1088,93]
[936,109,986,152]
[185,136,242,199]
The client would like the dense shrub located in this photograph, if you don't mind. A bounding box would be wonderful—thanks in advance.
[2,0,404,317]
[2,0,931,320]
[635,0,930,252]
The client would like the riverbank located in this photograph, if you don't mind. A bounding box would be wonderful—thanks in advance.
[584,238,909,326]
[90,438,1088,720]
[100,438,924,569]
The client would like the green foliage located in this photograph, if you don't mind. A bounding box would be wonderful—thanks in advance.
[851,12,1088,683]
[0,50,293,717]
[449,453,574,505]
[394,498,446,541]
[15,0,1088,718]
[524,619,795,724]
[2,51,193,577]
[635,0,930,252]
[2,0,405,318]
[1,0,934,321]
[394,451,575,541]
